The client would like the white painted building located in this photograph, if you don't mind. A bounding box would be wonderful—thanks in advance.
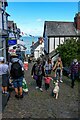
[31,39,44,60]
[43,12,80,61]
[0,0,9,61]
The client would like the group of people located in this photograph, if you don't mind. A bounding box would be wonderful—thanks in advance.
[0,54,80,99]
[31,56,80,92]
[31,57,63,92]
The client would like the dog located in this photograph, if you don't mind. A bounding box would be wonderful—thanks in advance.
[53,82,59,99]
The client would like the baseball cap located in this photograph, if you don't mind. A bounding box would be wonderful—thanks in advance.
[11,53,18,57]
[73,59,77,63]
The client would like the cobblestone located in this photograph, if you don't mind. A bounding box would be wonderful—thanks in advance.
[2,62,79,119]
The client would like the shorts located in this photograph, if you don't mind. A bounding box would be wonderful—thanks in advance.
[13,77,23,88]
[45,70,49,75]
[2,74,9,87]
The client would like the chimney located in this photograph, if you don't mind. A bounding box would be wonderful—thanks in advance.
[74,12,80,30]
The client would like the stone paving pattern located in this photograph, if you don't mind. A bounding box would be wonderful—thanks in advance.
[2,62,79,119]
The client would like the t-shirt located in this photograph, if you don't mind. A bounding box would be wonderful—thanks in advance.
[0,64,8,75]
[44,77,52,84]
[44,62,52,71]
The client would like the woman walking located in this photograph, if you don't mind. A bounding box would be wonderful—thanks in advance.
[53,57,63,82]
[31,58,45,92]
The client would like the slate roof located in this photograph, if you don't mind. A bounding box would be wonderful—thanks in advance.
[44,21,77,36]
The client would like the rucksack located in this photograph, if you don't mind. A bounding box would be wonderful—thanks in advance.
[10,61,23,79]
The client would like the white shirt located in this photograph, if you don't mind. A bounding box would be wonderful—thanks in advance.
[0,63,9,75]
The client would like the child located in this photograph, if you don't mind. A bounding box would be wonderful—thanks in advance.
[44,74,53,90]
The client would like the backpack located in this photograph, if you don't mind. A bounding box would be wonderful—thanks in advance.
[10,61,23,79]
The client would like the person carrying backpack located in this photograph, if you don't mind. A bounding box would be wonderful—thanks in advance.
[9,53,24,99]
[31,58,45,92]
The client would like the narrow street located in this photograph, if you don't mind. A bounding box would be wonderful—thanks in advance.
[2,62,79,119]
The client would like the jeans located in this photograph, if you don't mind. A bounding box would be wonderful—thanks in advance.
[13,77,23,88]
[56,69,62,81]
[71,72,78,87]
[36,75,43,88]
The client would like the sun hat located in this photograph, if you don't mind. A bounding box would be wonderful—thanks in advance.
[10,53,18,57]
[0,57,4,62]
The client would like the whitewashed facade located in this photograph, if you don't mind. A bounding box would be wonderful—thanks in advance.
[44,36,65,54]
[34,42,44,60]
[43,13,80,59]
[0,0,9,61]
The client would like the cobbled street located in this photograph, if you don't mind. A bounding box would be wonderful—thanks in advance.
[2,62,79,119]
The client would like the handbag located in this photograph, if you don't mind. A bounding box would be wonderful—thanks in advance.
[33,75,38,80]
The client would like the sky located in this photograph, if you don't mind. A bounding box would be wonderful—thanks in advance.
[6,1,79,36]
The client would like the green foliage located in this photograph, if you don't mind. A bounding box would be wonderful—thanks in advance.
[56,37,80,66]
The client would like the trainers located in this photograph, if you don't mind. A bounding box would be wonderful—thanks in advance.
[15,94,19,99]
[57,80,59,82]
[60,80,63,83]
[2,91,5,94]
[35,86,39,89]
[19,94,23,98]
[40,88,43,92]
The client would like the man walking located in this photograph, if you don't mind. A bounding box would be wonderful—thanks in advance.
[70,59,79,88]
[9,53,24,99]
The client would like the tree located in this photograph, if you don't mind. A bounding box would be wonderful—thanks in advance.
[56,37,79,66]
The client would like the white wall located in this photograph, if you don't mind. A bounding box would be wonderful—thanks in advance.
[55,37,59,49]
[34,42,44,59]
[60,37,64,44]
[48,37,65,54]
[49,37,54,53]
[34,50,39,60]
[3,13,7,30]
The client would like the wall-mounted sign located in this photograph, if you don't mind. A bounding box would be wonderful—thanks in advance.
[8,39,17,45]
[9,32,15,38]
